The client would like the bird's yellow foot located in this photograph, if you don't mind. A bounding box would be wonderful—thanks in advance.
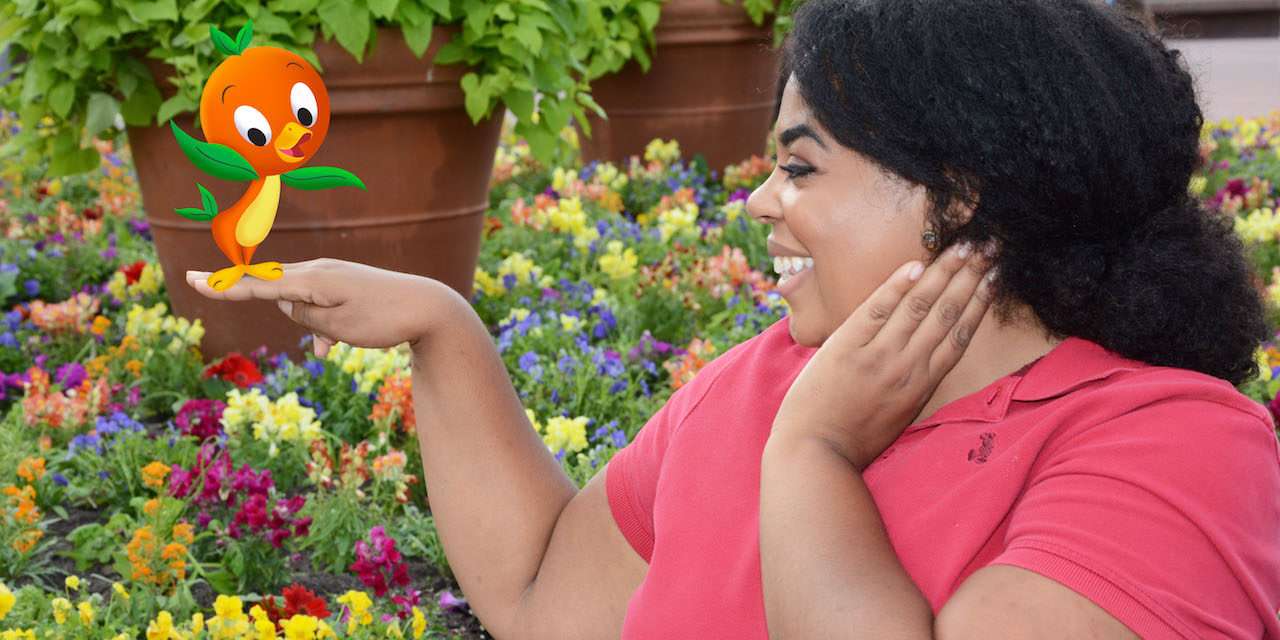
[245,261,284,281]
[208,265,247,292]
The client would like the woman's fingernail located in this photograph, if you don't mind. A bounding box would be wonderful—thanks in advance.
[956,242,972,259]
[277,300,293,316]
[908,262,925,281]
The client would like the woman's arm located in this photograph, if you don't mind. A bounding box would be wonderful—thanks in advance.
[186,260,648,638]
[409,286,648,639]
[759,435,1140,639]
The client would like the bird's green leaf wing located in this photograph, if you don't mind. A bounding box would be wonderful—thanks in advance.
[169,121,258,182]
[280,166,367,191]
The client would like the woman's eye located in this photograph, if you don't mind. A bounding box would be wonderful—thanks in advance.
[780,164,814,180]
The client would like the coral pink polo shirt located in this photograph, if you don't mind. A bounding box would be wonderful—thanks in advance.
[607,316,1280,639]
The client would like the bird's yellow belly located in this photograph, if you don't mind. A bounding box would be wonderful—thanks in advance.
[235,175,280,246]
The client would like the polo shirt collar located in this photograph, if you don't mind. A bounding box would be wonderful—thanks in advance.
[905,336,1147,432]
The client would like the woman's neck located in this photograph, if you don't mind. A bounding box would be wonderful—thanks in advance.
[912,304,1063,425]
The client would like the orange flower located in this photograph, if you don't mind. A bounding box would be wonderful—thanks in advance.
[90,315,111,337]
[12,529,42,553]
[16,457,45,483]
[369,374,415,432]
[125,359,143,377]
[172,523,195,545]
[141,461,171,490]
[663,338,717,390]
[143,498,162,516]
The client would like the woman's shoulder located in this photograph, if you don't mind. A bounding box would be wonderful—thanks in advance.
[1043,357,1278,468]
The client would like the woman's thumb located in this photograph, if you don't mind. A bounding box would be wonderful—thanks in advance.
[277,300,293,317]
[277,298,321,332]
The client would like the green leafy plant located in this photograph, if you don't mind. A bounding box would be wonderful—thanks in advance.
[0,0,633,174]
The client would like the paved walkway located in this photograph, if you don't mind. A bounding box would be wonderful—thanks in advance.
[1166,37,1280,120]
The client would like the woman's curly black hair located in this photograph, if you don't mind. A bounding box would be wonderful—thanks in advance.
[776,0,1268,385]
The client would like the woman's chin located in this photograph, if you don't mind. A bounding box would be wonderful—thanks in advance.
[786,310,829,348]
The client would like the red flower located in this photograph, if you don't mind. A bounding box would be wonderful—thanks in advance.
[203,352,264,388]
[82,206,103,221]
[263,583,331,628]
[121,261,147,285]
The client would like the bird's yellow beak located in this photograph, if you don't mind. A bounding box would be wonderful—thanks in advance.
[274,122,312,163]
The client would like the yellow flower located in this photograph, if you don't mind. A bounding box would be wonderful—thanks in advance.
[0,582,15,620]
[722,200,746,222]
[112,582,129,600]
[542,415,590,454]
[64,575,80,591]
[52,597,71,624]
[337,591,373,633]
[147,611,178,640]
[496,252,539,286]
[208,595,250,639]
[282,614,322,640]
[412,607,426,638]
[77,601,94,626]
[191,612,205,634]
[559,313,583,333]
[0,630,35,640]
[643,138,681,165]
[598,241,638,280]
[657,202,699,242]
[250,604,277,640]
[474,268,504,297]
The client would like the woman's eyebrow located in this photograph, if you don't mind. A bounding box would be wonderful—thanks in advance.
[780,123,827,151]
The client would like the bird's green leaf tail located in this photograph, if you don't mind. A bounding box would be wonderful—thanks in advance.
[174,183,218,222]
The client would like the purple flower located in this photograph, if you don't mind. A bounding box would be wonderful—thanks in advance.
[518,351,543,382]
[438,590,468,613]
[502,273,518,291]
[52,473,68,487]
[611,430,628,448]
[55,362,86,389]
[608,379,628,394]
[303,359,325,378]
[0,333,17,349]
[128,218,151,239]
[100,247,118,261]
[23,279,39,296]
[728,188,751,203]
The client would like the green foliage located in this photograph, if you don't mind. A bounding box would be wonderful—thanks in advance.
[386,504,452,582]
[66,512,135,572]
[296,486,378,574]
[0,0,797,173]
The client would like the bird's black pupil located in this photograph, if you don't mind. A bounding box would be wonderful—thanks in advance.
[248,129,266,146]
[297,108,313,126]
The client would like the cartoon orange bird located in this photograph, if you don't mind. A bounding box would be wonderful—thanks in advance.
[170,20,364,292]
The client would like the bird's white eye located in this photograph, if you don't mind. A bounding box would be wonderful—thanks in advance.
[290,82,318,127]
[233,105,272,147]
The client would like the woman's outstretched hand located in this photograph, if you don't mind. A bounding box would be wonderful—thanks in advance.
[771,241,998,470]
[185,259,454,358]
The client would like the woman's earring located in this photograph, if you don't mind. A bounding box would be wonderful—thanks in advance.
[922,228,940,252]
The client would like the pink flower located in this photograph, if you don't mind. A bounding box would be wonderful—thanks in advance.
[174,399,225,440]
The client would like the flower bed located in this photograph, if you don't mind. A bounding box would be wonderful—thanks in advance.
[0,107,1277,638]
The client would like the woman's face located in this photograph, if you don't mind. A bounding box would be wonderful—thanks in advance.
[747,74,940,347]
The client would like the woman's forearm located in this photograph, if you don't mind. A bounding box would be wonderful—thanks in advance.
[409,282,578,633]
[759,433,934,639]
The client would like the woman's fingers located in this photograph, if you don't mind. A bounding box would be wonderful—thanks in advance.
[313,334,334,359]
[872,242,979,350]
[929,269,997,376]
[837,260,927,347]
[903,242,995,358]
[185,264,323,305]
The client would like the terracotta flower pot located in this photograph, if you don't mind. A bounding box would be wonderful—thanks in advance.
[578,0,780,172]
[128,26,504,360]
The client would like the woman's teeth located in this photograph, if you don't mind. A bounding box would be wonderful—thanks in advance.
[773,256,815,284]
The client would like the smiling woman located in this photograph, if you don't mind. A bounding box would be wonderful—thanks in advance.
[188,0,1280,638]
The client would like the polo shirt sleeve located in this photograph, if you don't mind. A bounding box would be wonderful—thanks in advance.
[605,348,737,563]
[988,395,1280,639]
